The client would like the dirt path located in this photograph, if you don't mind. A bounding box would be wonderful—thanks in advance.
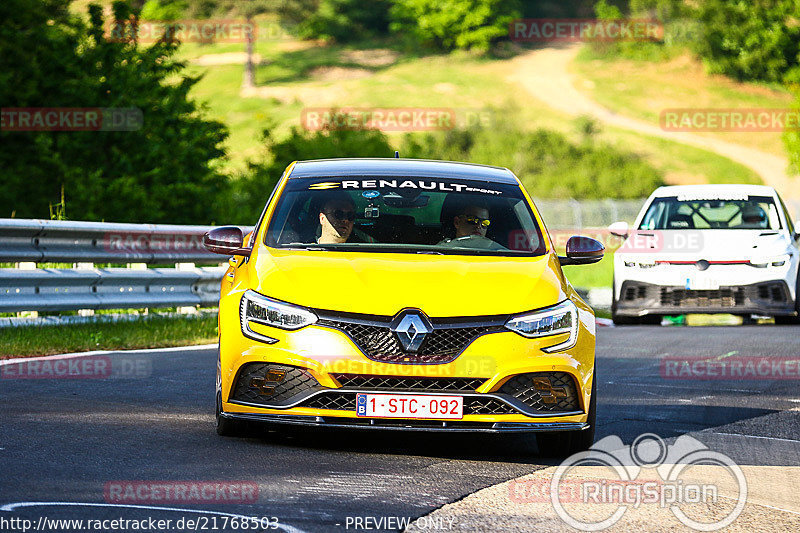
[506,44,798,200]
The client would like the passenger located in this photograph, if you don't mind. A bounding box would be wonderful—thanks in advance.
[451,205,491,238]
[317,193,356,244]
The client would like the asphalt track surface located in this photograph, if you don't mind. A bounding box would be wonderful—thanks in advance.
[1,325,799,532]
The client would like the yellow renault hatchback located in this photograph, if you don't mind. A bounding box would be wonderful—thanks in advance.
[204,158,604,455]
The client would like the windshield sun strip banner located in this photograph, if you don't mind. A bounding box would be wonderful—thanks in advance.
[297,178,507,196]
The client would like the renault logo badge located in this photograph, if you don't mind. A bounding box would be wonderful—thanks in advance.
[390,311,433,353]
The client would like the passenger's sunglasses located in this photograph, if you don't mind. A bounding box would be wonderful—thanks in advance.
[325,209,356,221]
[461,215,491,228]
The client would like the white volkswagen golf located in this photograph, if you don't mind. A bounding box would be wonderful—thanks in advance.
[610,185,799,325]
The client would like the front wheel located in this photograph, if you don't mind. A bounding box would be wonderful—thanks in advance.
[536,375,596,457]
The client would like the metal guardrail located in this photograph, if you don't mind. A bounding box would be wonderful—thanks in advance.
[0,218,232,264]
[0,219,254,314]
[0,267,226,312]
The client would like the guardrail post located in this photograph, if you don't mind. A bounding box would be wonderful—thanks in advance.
[15,262,39,318]
[176,263,199,315]
[75,262,96,317]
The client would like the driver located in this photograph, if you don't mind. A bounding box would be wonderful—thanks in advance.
[318,193,356,244]
[438,203,503,250]
[740,204,767,229]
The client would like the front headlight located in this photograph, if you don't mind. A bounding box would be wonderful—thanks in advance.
[505,300,579,353]
[240,290,318,343]
[750,254,791,268]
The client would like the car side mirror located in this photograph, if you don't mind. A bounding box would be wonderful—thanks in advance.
[794,220,800,240]
[559,236,605,266]
[203,226,252,257]
[608,221,630,238]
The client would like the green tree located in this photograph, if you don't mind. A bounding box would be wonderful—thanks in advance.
[294,0,391,42]
[0,0,230,223]
[233,125,393,223]
[692,0,800,83]
[390,0,521,52]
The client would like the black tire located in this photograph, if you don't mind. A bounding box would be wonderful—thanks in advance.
[215,391,248,437]
[536,375,597,457]
[775,272,800,325]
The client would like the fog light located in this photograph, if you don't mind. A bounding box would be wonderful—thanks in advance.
[532,376,568,404]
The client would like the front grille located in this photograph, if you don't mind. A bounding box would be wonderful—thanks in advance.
[465,397,515,415]
[302,391,358,411]
[498,372,580,412]
[332,374,486,392]
[299,391,517,415]
[620,280,791,310]
[231,363,321,406]
[659,287,745,308]
[317,316,504,364]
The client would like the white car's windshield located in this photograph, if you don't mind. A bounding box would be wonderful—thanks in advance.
[265,177,546,256]
[639,195,782,230]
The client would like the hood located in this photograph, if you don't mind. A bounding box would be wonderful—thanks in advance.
[249,248,565,317]
[616,229,792,262]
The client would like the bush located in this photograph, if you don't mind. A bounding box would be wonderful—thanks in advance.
[401,110,664,199]
[692,0,800,83]
[140,0,187,20]
[294,0,392,42]
[232,125,394,223]
[390,0,521,52]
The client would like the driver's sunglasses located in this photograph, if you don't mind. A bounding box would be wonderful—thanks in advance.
[325,209,356,221]
[462,215,491,228]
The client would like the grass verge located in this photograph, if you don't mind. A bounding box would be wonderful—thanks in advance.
[0,315,218,359]
[562,253,614,290]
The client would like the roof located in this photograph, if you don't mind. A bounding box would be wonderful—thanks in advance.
[650,184,778,198]
[288,158,518,184]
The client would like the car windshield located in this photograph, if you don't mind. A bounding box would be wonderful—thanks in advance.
[264,176,546,256]
[638,194,782,230]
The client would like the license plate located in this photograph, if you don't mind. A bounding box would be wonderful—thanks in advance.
[685,275,720,290]
[356,393,463,419]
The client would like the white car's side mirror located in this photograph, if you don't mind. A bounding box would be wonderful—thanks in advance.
[609,221,630,238]
[794,219,800,240]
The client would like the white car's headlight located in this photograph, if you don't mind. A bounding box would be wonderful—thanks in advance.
[240,290,318,343]
[750,254,791,268]
[505,300,579,353]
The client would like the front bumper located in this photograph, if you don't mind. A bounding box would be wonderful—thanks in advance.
[614,280,796,316]
[219,293,597,427]
[219,411,589,433]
